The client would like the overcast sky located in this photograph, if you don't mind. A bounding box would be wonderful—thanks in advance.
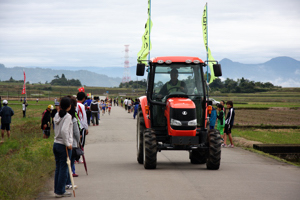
[0,0,300,68]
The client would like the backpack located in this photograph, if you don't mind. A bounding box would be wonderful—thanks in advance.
[90,102,98,111]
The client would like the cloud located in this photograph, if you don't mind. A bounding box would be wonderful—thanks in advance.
[0,0,300,68]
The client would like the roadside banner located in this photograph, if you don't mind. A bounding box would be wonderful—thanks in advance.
[202,3,216,84]
[21,70,26,94]
[137,0,152,65]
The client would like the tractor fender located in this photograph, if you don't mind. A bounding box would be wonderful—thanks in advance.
[139,96,151,129]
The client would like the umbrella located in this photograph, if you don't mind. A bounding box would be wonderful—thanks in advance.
[80,146,88,175]
[66,147,75,197]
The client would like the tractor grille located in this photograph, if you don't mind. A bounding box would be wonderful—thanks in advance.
[170,108,196,130]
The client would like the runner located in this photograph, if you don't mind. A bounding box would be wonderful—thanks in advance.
[108,100,112,115]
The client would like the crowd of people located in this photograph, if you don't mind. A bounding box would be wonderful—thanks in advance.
[121,97,140,119]
[208,100,235,148]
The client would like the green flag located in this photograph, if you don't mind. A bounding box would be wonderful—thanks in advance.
[137,0,152,65]
[202,3,216,84]
[137,18,153,65]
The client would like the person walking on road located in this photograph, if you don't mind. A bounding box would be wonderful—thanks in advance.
[53,97,73,198]
[90,98,100,126]
[0,100,14,143]
[41,105,53,139]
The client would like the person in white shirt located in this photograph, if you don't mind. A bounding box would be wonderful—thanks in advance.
[124,98,128,111]
[76,92,89,147]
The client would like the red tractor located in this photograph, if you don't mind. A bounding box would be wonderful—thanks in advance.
[136,56,222,169]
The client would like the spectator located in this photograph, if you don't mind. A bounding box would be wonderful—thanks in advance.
[51,102,60,129]
[133,99,140,119]
[22,100,28,118]
[66,96,80,189]
[217,104,225,143]
[53,97,73,198]
[224,101,235,148]
[76,92,88,147]
[209,103,217,130]
[90,98,100,126]
[0,100,14,143]
[220,100,226,116]
[124,97,128,111]
[120,97,123,107]
[127,98,132,113]
[84,96,92,107]
[41,105,53,139]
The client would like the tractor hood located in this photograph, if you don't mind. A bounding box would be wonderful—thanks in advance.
[166,98,196,109]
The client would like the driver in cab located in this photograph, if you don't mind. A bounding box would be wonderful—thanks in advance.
[158,68,188,98]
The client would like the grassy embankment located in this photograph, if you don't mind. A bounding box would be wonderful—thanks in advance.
[0,101,55,200]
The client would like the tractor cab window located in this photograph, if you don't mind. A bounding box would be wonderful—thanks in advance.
[152,64,204,101]
[151,63,205,127]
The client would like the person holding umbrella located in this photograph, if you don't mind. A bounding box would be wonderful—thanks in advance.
[53,97,73,198]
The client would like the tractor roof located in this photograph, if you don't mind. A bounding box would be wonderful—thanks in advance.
[151,56,204,63]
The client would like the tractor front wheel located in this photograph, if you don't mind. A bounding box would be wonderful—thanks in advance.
[206,129,222,170]
[143,129,157,169]
[136,111,145,164]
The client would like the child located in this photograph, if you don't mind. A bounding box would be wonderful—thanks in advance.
[53,97,73,197]
[224,101,235,148]
[209,106,217,130]
[108,100,112,115]
[216,104,225,145]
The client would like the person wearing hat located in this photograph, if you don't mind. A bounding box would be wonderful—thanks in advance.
[0,100,14,143]
[51,102,60,129]
[158,68,188,98]
[41,104,53,139]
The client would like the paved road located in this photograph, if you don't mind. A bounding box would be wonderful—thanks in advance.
[40,105,300,200]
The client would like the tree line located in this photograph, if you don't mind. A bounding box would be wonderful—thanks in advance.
[119,77,280,93]
[1,74,82,86]
[50,74,81,86]
[209,77,280,93]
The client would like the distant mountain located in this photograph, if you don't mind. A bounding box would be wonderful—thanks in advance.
[219,56,300,87]
[0,65,121,87]
[1,56,299,87]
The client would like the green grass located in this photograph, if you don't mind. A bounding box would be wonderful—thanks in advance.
[0,102,55,200]
[232,128,300,144]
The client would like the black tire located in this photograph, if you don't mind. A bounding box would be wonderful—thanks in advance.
[136,111,145,164]
[143,129,157,169]
[190,149,207,164]
[206,129,222,170]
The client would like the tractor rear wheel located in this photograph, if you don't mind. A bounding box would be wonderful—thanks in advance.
[143,129,157,169]
[137,111,145,164]
[206,129,222,170]
[189,149,206,164]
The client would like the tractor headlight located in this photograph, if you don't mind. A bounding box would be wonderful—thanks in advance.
[171,119,182,126]
[188,119,197,126]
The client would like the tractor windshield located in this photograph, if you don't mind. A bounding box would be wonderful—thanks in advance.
[152,63,204,101]
[150,63,205,127]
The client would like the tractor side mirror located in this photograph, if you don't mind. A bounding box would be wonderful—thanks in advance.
[213,64,222,77]
[136,63,145,76]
